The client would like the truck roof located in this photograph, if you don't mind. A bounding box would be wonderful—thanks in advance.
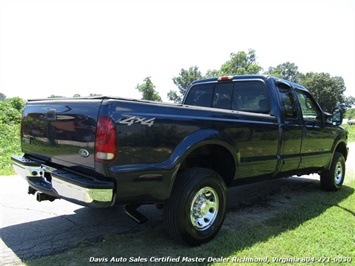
[190,74,309,92]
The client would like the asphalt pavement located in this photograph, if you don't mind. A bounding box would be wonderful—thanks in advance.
[0,175,162,264]
[1,143,354,265]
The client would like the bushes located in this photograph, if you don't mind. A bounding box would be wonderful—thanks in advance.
[0,96,24,175]
[0,123,21,175]
[0,97,25,124]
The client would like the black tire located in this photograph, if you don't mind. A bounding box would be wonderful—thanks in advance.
[320,152,346,191]
[164,168,227,246]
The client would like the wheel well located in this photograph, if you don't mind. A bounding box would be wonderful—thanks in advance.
[180,144,235,186]
[335,142,348,160]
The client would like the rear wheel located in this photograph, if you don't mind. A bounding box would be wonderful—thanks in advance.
[164,168,227,246]
[320,152,345,191]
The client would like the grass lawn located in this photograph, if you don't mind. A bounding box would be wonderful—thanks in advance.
[342,124,355,143]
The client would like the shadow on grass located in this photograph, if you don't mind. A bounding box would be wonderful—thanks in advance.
[216,177,354,253]
[1,176,354,265]
[335,204,355,216]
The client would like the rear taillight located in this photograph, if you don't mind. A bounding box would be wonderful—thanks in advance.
[95,116,118,162]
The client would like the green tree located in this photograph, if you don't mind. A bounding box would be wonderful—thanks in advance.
[0,100,21,123]
[219,49,262,75]
[168,49,262,103]
[73,94,81,97]
[168,66,203,103]
[205,49,262,78]
[265,62,301,83]
[205,69,222,78]
[299,72,346,112]
[343,96,355,110]
[136,77,162,101]
[0,93,6,101]
[7,97,25,111]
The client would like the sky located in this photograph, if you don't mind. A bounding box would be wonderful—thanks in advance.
[0,0,354,102]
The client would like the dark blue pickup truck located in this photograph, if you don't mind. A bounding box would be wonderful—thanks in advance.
[12,75,348,245]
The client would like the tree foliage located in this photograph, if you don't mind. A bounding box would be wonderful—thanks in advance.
[168,66,203,103]
[265,62,301,83]
[219,49,262,76]
[7,97,26,111]
[0,93,6,101]
[0,97,25,124]
[263,62,352,112]
[169,49,263,103]
[299,72,346,112]
[342,96,355,110]
[169,49,351,111]
[205,49,262,77]
[136,77,162,102]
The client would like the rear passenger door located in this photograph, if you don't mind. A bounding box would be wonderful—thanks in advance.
[276,82,303,172]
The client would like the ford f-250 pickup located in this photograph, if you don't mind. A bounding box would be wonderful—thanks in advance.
[12,75,348,246]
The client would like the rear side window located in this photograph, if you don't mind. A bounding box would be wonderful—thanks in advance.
[184,83,214,107]
[185,80,270,114]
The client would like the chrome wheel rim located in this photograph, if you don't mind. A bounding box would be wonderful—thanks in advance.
[334,161,343,185]
[190,186,219,231]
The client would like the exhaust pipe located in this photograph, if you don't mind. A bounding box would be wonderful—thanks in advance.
[36,192,57,202]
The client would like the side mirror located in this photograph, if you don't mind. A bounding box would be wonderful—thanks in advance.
[331,108,343,126]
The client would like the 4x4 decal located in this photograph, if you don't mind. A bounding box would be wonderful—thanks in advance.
[118,116,155,127]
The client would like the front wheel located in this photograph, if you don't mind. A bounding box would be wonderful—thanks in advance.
[164,168,227,246]
[320,152,346,191]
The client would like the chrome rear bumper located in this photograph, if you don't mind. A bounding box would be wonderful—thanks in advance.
[11,155,115,208]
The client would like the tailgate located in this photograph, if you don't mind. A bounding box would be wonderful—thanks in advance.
[21,98,103,169]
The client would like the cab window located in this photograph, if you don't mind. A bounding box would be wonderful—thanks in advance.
[212,83,233,109]
[185,80,270,114]
[233,81,270,113]
[184,83,214,107]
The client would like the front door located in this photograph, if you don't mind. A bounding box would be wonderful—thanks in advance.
[295,89,334,170]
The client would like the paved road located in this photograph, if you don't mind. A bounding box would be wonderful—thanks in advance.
[1,143,354,265]
[0,176,160,264]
